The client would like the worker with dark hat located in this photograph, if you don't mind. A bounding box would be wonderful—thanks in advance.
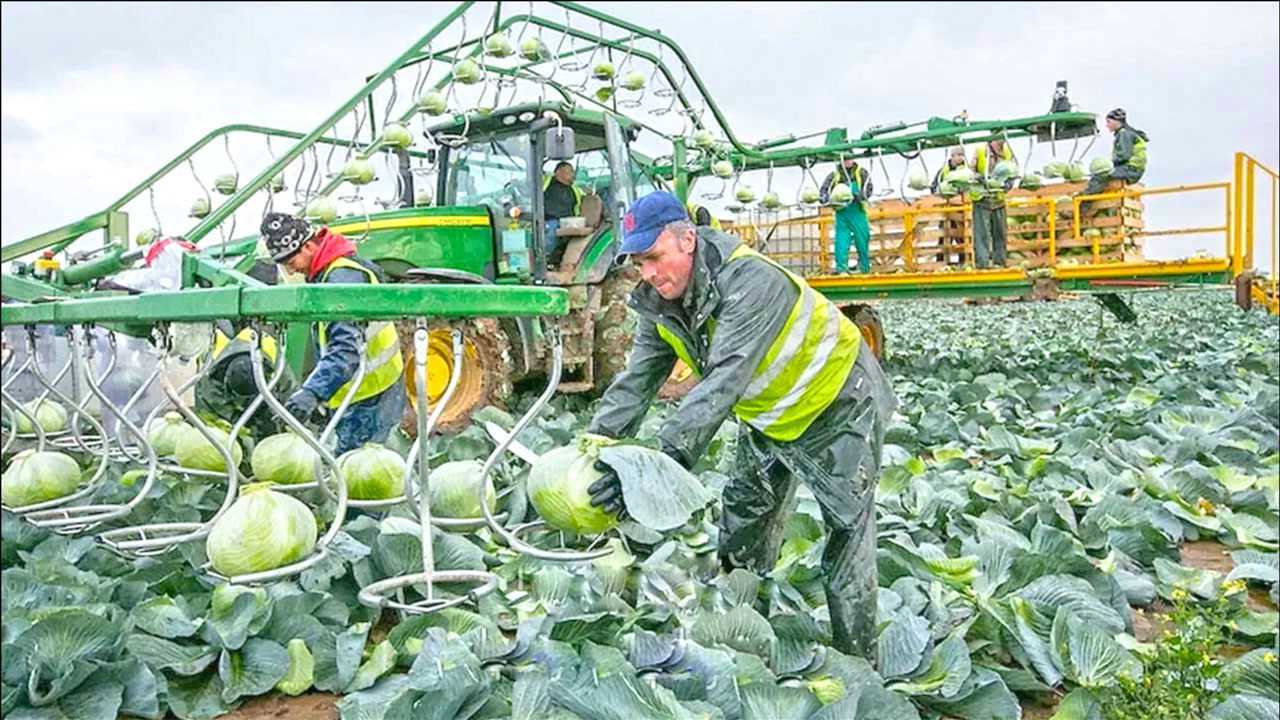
[1078,108,1149,216]
[259,212,406,454]
[585,190,897,660]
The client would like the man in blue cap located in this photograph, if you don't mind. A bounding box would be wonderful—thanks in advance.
[584,191,896,660]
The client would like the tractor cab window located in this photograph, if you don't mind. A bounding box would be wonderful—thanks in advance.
[447,133,532,217]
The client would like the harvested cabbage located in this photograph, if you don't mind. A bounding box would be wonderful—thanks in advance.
[2,449,80,507]
[206,483,318,576]
[337,444,406,500]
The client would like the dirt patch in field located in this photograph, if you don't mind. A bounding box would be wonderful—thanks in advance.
[214,693,340,720]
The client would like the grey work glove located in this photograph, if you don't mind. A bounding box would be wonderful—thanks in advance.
[284,388,320,423]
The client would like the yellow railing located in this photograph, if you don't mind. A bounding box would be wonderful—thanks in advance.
[1234,152,1279,313]
[736,180,1236,277]
[1066,181,1232,265]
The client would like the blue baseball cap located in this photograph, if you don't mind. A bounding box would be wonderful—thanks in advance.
[619,191,691,255]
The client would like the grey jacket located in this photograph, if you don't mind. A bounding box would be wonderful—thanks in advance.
[588,228,895,466]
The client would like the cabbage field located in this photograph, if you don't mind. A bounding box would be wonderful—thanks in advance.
[2,289,1278,720]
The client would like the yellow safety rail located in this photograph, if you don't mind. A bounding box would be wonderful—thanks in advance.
[1234,152,1279,314]
[737,180,1241,280]
[1068,182,1231,266]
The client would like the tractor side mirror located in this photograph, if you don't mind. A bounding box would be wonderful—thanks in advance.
[546,126,576,160]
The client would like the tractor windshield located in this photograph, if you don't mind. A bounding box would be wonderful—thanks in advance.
[448,132,532,216]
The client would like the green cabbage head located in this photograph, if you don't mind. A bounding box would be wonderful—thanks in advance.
[338,444,406,500]
[251,432,318,486]
[2,448,80,507]
[428,460,496,519]
[206,482,318,576]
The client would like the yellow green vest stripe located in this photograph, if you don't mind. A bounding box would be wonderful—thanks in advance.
[317,256,405,408]
[655,245,860,441]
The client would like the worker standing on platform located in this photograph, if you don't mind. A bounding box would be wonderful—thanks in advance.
[1078,108,1149,216]
[584,191,897,660]
[820,158,873,274]
[970,139,1014,269]
[931,147,968,194]
[261,213,407,454]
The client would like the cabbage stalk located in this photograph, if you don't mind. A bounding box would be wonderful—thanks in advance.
[251,432,318,486]
[147,412,191,457]
[206,483,318,576]
[338,444,406,500]
[15,399,67,434]
[428,460,496,519]
[2,449,80,507]
[174,424,243,472]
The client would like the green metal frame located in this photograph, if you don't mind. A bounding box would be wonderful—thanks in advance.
[0,284,569,327]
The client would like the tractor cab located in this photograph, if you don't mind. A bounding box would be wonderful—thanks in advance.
[429,101,655,284]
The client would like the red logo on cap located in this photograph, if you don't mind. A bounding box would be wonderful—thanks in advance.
[623,212,637,232]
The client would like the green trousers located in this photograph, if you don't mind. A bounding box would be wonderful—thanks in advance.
[834,203,871,274]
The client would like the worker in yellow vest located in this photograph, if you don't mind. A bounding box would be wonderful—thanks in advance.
[686,200,722,230]
[260,213,406,454]
[970,139,1015,268]
[931,146,968,194]
[195,324,296,440]
[586,192,897,659]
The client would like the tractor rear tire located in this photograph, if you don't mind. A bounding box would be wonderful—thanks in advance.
[398,317,513,437]
[592,265,641,392]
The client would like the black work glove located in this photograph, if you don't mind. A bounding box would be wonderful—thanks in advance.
[284,388,320,423]
[587,460,628,520]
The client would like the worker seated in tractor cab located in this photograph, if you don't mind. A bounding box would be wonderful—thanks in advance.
[542,161,584,264]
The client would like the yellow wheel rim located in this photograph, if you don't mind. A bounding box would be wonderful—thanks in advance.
[405,328,486,424]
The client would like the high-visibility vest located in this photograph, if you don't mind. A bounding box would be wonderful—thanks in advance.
[1118,128,1148,172]
[212,328,278,364]
[686,201,722,230]
[316,256,405,408]
[971,143,1014,202]
[542,176,584,216]
[653,245,860,442]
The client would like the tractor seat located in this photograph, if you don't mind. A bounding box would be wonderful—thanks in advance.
[549,193,604,278]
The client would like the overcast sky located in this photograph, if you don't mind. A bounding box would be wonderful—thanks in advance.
[3,1,1278,269]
